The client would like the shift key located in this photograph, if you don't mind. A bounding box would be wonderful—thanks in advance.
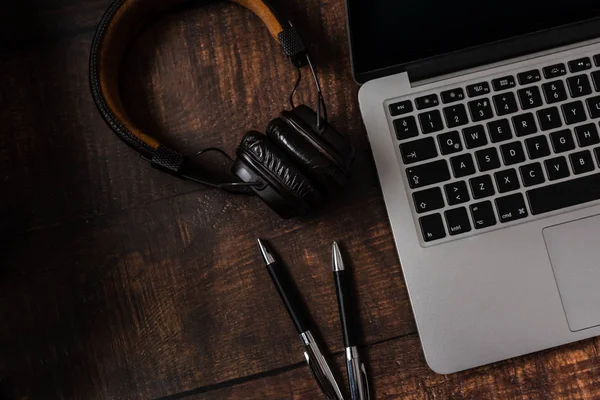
[406,160,451,188]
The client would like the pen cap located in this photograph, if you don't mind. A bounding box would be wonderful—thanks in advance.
[267,261,311,334]
[334,269,359,347]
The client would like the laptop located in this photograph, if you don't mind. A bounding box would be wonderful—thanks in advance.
[348,0,600,373]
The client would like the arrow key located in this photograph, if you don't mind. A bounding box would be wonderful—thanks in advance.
[469,201,497,230]
[413,187,445,214]
[400,137,438,164]
[444,181,470,205]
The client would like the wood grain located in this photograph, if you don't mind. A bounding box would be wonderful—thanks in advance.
[189,335,600,400]
[0,187,412,399]
[0,0,110,48]
[2,0,600,399]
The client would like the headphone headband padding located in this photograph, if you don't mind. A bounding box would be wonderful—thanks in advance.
[90,0,288,157]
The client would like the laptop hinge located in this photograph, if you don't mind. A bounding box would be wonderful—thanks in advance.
[410,37,600,88]
[405,17,600,87]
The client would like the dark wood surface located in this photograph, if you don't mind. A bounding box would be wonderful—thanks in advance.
[1,1,599,399]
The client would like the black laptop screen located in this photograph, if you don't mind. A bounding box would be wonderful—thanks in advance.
[347,0,600,81]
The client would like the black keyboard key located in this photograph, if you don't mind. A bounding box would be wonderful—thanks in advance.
[550,129,575,153]
[525,135,551,159]
[438,131,463,155]
[413,187,445,213]
[443,104,469,128]
[570,150,595,175]
[543,63,567,79]
[544,156,570,180]
[537,107,562,131]
[419,213,446,242]
[500,141,526,166]
[470,201,497,229]
[394,116,419,140]
[450,153,476,178]
[575,123,600,147]
[595,147,600,165]
[520,162,545,187]
[445,207,472,236]
[562,101,586,125]
[468,98,494,122]
[586,95,600,118]
[470,175,495,199]
[441,88,465,103]
[512,113,538,136]
[400,137,438,164]
[592,71,600,92]
[568,57,592,73]
[487,119,513,143]
[462,125,488,149]
[475,147,501,172]
[543,80,568,104]
[527,172,600,215]
[493,92,518,116]
[389,100,413,116]
[418,110,444,134]
[444,181,470,205]
[415,94,439,110]
[406,160,451,189]
[467,82,491,97]
[517,69,541,85]
[495,169,520,193]
[594,54,600,67]
[567,74,592,98]
[492,76,516,91]
[518,87,543,110]
[496,193,528,223]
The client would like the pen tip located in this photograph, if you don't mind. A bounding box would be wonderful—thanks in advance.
[257,239,275,265]
[332,241,345,272]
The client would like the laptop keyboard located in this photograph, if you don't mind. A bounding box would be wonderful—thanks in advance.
[387,53,600,244]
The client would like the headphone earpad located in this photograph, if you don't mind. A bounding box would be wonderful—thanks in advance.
[267,117,348,191]
[234,131,323,218]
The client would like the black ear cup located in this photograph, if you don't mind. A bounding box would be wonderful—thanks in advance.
[284,105,355,174]
[267,117,348,190]
[231,106,354,218]
[233,131,324,218]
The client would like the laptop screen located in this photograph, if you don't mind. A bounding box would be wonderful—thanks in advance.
[347,0,600,81]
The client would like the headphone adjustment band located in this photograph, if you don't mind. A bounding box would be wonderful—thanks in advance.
[150,146,185,174]
[278,25,308,68]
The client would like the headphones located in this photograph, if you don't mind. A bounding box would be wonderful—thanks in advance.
[90,0,355,219]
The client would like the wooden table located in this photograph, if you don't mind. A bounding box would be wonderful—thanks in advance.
[2,1,600,399]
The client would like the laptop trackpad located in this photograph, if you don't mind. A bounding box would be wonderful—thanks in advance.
[544,214,600,332]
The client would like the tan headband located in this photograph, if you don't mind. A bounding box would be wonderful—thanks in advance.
[90,0,304,173]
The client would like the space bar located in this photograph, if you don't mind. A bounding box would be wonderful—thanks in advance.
[527,173,600,215]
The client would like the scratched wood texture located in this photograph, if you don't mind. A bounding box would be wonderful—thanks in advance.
[1,0,599,399]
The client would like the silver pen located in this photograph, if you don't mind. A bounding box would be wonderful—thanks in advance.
[257,239,346,400]
[332,242,370,400]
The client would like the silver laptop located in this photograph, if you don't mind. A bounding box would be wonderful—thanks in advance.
[348,0,600,373]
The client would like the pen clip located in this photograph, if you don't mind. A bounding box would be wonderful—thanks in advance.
[302,332,346,400]
[360,362,371,400]
[304,351,337,400]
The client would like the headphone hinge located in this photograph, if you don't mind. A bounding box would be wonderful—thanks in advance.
[278,25,309,68]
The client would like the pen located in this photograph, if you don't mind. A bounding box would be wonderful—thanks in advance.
[332,242,370,400]
[257,239,346,400]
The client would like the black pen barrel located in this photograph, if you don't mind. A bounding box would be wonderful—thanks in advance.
[334,269,359,347]
[266,261,311,334]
